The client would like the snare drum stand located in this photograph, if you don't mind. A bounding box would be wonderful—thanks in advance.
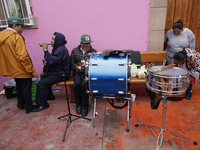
[135,95,198,147]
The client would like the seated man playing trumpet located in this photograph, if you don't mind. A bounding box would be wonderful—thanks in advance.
[33,32,71,112]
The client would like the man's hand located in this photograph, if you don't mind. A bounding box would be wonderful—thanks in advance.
[76,66,81,72]
[81,65,85,70]
[32,71,39,78]
[40,72,45,78]
[40,42,48,51]
[81,60,85,70]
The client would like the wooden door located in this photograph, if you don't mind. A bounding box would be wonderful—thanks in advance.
[165,0,200,52]
[190,0,200,52]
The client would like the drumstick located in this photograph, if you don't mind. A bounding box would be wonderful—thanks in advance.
[153,64,176,73]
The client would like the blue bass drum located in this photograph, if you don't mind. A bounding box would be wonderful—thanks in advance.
[85,52,131,97]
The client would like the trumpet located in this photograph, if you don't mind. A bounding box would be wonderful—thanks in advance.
[39,42,51,47]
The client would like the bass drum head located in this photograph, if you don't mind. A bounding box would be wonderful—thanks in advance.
[86,52,130,97]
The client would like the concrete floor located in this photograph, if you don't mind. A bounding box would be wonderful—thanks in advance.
[0,81,200,150]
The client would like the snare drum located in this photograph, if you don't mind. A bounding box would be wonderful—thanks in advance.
[85,52,131,97]
[146,66,189,96]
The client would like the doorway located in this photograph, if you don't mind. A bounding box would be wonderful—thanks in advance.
[165,0,200,52]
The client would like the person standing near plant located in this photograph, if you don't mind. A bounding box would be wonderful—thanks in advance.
[32,32,71,112]
[0,16,38,114]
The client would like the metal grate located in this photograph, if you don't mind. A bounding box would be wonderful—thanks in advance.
[0,0,33,28]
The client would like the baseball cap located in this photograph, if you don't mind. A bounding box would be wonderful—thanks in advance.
[81,34,93,43]
[8,16,24,25]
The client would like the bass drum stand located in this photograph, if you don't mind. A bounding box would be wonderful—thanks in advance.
[91,96,131,132]
[135,95,198,148]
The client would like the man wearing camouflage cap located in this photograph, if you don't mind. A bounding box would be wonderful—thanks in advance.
[0,16,38,114]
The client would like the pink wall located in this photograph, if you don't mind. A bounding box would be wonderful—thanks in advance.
[0,0,150,90]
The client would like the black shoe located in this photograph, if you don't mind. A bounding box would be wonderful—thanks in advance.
[17,104,25,110]
[26,105,38,114]
[26,108,33,114]
[81,107,88,117]
[185,91,192,99]
[185,84,193,99]
[32,104,50,112]
[76,106,82,114]
[47,95,55,101]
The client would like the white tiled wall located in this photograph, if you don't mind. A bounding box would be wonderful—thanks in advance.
[148,0,167,51]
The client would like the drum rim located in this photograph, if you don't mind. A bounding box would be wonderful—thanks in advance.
[148,65,189,73]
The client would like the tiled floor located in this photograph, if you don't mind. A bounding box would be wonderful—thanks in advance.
[0,81,200,150]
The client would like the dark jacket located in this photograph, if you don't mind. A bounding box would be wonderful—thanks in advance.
[71,45,97,72]
[43,32,70,77]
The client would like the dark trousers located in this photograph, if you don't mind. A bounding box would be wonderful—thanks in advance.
[35,74,64,106]
[14,78,32,111]
[185,83,193,98]
[73,72,88,107]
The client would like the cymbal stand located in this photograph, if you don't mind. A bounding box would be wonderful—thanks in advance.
[135,95,198,148]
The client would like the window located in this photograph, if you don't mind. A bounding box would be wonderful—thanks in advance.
[0,0,37,29]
